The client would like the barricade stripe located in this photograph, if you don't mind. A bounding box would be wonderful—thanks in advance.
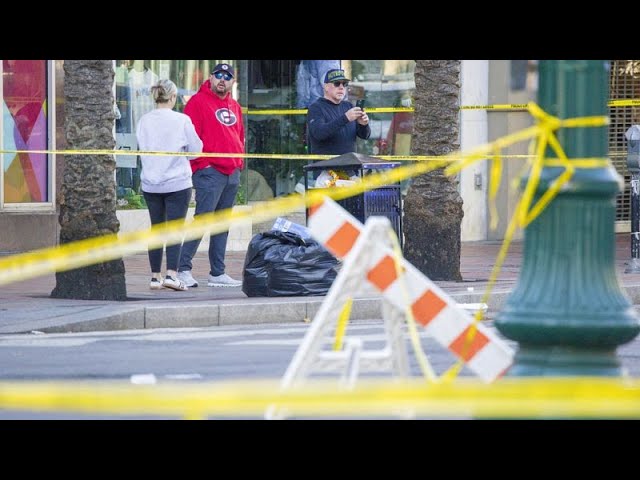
[449,325,490,361]
[382,268,425,310]
[397,263,433,305]
[411,290,448,327]
[467,343,513,382]
[366,255,398,292]
[307,203,322,218]
[424,307,471,348]
[325,222,361,259]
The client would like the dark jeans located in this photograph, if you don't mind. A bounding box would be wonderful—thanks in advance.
[142,187,192,273]
[179,167,240,276]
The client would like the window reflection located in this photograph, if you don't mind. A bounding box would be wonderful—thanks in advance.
[347,60,415,156]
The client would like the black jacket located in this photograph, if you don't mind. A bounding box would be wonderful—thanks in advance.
[307,98,371,154]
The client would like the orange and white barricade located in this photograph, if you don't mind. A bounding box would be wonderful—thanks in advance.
[279,197,513,389]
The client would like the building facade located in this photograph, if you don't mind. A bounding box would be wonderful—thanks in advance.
[0,60,636,253]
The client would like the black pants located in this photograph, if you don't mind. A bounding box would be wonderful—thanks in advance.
[142,187,192,273]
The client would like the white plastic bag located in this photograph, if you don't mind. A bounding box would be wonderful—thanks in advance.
[315,170,334,188]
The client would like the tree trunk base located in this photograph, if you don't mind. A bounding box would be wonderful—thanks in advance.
[51,260,127,300]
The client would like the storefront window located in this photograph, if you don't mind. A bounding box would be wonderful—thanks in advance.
[244,60,415,201]
[245,60,304,202]
[2,60,49,204]
[114,59,232,208]
[113,59,416,207]
[346,60,416,157]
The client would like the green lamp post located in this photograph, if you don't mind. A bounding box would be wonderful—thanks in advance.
[494,60,640,376]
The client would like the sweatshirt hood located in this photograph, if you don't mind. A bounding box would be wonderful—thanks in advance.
[199,79,231,101]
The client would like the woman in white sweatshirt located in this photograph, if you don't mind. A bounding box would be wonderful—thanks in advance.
[136,79,203,291]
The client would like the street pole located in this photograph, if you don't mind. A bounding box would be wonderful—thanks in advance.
[495,60,640,376]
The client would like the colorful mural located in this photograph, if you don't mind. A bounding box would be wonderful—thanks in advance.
[2,60,47,203]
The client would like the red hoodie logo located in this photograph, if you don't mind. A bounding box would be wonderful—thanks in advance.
[215,108,237,126]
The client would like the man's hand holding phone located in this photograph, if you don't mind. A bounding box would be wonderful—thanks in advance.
[355,99,368,126]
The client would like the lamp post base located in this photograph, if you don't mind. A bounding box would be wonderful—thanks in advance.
[507,346,627,377]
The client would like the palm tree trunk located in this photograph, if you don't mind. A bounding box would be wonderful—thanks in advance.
[51,60,127,300]
[403,60,463,281]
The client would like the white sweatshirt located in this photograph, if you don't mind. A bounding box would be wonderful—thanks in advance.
[136,108,203,193]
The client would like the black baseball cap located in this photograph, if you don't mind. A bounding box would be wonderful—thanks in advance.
[324,68,350,84]
[211,63,235,78]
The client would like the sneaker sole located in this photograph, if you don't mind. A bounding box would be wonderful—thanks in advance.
[207,282,242,287]
[150,284,163,290]
[163,283,188,291]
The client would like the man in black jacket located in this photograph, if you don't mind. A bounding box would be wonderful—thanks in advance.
[307,69,371,154]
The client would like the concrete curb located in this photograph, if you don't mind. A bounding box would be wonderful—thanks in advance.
[10,284,640,334]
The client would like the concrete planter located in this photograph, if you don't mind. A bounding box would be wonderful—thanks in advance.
[116,206,253,252]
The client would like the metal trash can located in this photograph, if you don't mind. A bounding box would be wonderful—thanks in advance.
[304,152,403,249]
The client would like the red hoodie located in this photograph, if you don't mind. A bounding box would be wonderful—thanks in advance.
[184,80,245,175]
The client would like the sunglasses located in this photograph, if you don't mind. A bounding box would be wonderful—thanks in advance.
[332,81,349,87]
[213,71,233,81]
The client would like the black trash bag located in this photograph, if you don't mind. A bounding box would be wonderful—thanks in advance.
[242,230,339,297]
[241,232,288,297]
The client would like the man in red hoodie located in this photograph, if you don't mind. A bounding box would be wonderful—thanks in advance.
[178,63,244,288]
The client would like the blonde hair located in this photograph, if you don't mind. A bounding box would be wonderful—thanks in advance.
[151,79,177,104]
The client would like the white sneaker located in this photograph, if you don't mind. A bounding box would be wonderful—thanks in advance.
[177,271,198,287]
[207,273,242,287]
[162,276,188,291]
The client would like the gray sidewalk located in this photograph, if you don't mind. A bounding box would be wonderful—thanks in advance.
[2,234,640,334]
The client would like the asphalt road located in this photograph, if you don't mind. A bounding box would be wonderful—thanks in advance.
[1,320,639,419]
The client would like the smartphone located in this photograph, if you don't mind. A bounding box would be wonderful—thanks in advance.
[356,99,365,110]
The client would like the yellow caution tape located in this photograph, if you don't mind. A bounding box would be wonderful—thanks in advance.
[244,108,308,115]
[4,149,625,163]
[243,100,640,114]
[608,99,640,107]
[332,298,353,351]
[460,104,529,111]
[0,103,611,292]
[0,102,624,409]
[243,107,414,115]
[0,97,614,394]
[361,107,413,114]
[0,149,336,161]
[0,158,449,285]
[1,377,640,419]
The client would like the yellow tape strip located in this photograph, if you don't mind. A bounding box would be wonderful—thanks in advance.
[0,161,440,285]
[243,107,415,115]
[242,100,640,115]
[0,149,337,161]
[332,298,353,351]
[608,99,640,107]
[244,109,308,115]
[1,377,640,419]
[4,148,623,163]
[362,107,414,114]
[460,104,529,110]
